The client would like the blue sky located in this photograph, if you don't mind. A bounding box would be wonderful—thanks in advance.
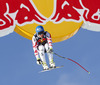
[0,27,100,85]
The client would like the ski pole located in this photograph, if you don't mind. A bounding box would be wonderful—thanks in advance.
[53,52,90,74]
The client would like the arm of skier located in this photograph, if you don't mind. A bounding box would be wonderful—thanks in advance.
[32,36,42,65]
[32,36,39,59]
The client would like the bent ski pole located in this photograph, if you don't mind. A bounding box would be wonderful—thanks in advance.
[53,52,90,74]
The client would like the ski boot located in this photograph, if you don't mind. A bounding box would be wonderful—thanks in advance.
[49,61,56,68]
[42,62,49,70]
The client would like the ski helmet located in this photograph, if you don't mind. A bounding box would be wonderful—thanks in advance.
[36,25,44,35]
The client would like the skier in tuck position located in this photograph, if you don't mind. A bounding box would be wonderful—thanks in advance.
[32,25,56,70]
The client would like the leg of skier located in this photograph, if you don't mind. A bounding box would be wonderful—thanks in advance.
[45,43,56,68]
[38,45,49,70]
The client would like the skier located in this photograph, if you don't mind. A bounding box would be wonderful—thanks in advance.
[32,25,56,70]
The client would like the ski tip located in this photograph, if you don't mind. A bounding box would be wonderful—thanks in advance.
[88,72,90,74]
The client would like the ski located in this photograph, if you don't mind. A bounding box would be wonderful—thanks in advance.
[39,65,64,73]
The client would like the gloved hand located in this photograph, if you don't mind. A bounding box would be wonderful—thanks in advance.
[36,58,42,65]
[47,48,53,53]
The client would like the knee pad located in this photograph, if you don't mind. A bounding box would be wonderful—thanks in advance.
[38,45,45,51]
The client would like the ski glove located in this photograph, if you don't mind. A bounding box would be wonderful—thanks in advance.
[47,48,53,53]
[37,58,42,65]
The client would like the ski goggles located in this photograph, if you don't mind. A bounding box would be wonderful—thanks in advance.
[38,31,44,35]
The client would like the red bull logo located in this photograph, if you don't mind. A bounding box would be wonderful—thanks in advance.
[0,0,46,30]
[0,0,100,30]
[51,0,83,23]
[51,0,100,23]
[81,0,100,23]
